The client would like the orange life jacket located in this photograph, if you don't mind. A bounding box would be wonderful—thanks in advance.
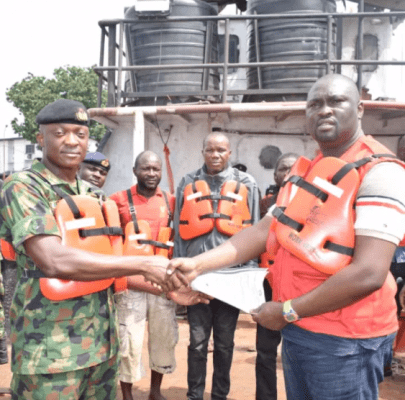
[271,156,359,275]
[40,195,127,301]
[123,189,174,258]
[269,135,404,338]
[259,218,278,287]
[0,239,16,261]
[179,172,252,240]
[258,158,311,279]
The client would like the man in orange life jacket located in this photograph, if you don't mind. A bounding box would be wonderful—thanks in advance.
[257,152,298,400]
[111,151,191,400]
[173,132,260,400]
[165,75,405,400]
[0,99,205,400]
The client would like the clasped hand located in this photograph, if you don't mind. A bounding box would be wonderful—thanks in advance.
[146,257,199,292]
[146,256,206,305]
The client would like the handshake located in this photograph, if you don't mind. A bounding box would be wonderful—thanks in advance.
[140,256,212,306]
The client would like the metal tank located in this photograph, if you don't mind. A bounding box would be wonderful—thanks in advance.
[246,0,337,102]
[125,0,220,106]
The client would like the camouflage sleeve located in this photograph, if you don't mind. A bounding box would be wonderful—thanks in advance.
[0,178,61,252]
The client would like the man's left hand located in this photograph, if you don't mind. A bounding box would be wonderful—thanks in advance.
[250,301,287,331]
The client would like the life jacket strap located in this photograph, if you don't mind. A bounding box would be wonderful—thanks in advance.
[201,212,231,220]
[162,190,173,225]
[138,239,173,250]
[28,170,83,218]
[127,189,141,233]
[198,194,235,202]
[272,206,303,232]
[324,241,354,256]
[331,154,396,185]
[288,175,328,202]
[79,226,123,238]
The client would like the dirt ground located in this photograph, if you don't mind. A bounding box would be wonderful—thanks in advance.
[0,313,404,399]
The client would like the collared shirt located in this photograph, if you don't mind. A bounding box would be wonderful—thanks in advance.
[173,164,260,268]
[0,160,118,374]
[110,185,175,241]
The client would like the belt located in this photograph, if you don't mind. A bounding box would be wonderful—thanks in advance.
[21,269,46,279]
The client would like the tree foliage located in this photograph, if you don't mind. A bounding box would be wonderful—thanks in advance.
[6,66,107,143]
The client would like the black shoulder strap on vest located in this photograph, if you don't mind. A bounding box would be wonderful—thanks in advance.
[331,154,397,185]
[126,189,140,234]
[233,168,242,195]
[28,169,81,219]
[28,169,122,238]
[162,190,173,226]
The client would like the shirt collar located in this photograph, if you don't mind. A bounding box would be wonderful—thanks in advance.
[133,184,163,197]
[30,159,87,195]
[201,164,232,180]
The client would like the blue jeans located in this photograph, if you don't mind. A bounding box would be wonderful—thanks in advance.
[187,299,240,400]
[282,324,396,400]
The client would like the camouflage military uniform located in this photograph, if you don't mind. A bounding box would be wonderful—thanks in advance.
[0,160,119,398]
[0,261,4,340]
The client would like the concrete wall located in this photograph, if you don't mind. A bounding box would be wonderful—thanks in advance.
[103,116,317,196]
[101,108,404,198]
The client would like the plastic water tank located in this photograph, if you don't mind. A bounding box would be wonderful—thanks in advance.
[125,0,219,106]
[246,0,337,102]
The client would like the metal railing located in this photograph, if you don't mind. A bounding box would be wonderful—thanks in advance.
[93,9,405,108]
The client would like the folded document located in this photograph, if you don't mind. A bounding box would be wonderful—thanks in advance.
[190,267,268,313]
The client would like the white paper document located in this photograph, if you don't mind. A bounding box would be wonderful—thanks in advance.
[190,267,268,313]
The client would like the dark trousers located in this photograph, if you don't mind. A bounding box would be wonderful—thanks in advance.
[187,299,240,400]
[255,279,282,400]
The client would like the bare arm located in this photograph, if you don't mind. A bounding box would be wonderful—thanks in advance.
[24,234,168,285]
[167,215,271,288]
[25,235,211,305]
[252,235,396,330]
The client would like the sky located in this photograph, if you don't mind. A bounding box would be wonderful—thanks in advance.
[1,1,134,138]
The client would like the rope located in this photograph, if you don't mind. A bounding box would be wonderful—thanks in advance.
[164,144,175,195]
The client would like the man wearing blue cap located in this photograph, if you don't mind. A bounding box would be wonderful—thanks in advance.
[79,151,110,188]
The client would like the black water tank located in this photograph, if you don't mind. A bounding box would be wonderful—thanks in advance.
[125,0,220,106]
[246,0,337,102]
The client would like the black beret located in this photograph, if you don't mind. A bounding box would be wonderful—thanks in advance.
[36,99,89,126]
[83,152,111,171]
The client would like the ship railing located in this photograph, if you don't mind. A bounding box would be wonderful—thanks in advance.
[94,9,405,107]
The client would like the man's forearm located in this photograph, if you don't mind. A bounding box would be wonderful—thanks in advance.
[24,235,167,281]
[193,216,270,276]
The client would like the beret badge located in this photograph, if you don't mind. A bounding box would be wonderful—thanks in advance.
[76,109,88,122]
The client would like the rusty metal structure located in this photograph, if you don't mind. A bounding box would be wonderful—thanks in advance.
[93,0,405,108]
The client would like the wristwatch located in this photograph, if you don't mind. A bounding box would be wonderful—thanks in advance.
[282,299,301,323]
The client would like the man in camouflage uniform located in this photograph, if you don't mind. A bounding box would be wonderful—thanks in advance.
[0,179,8,366]
[0,263,6,365]
[0,99,172,399]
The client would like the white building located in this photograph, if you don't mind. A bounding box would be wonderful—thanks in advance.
[0,136,42,178]
[0,136,98,177]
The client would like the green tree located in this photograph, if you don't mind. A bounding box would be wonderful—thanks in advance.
[6,66,107,143]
